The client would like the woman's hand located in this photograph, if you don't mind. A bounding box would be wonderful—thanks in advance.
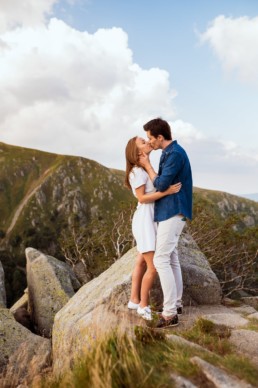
[166,182,182,194]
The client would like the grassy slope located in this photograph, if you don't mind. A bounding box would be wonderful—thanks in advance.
[0,142,61,229]
[0,142,132,236]
[0,142,133,305]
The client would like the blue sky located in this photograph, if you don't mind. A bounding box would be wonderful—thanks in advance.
[54,0,258,149]
[0,0,257,195]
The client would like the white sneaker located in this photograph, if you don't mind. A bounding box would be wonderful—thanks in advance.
[137,306,152,320]
[127,300,139,310]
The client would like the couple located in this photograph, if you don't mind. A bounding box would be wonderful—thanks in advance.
[125,118,192,328]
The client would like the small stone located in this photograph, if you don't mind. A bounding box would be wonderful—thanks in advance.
[190,356,252,387]
[202,313,249,328]
[247,312,258,320]
[231,305,257,315]
[166,334,213,354]
[240,297,258,310]
[170,373,198,387]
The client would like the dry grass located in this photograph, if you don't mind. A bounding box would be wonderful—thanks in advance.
[36,319,258,388]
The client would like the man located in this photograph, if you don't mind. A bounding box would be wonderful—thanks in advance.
[140,117,192,328]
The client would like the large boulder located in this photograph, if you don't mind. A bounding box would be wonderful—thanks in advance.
[52,247,138,376]
[179,231,222,305]
[150,231,222,306]
[0,261,6,307]
[52,235,222,376]
[26,247,81,337]
[0,307,51,386]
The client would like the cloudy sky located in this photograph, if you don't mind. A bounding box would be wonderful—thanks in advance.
[0,0,257,195]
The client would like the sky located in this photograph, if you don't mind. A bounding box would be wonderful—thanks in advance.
[0,0,258,196]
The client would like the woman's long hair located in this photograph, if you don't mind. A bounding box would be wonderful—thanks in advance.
[124,136,141,189]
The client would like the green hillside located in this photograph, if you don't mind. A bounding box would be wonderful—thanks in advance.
[0,142,133,305]
[0,142,257,305]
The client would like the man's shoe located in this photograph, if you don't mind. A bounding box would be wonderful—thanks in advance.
[137,306,152,321]
[127,301,139,310]
[177,307,183,315]
[156,314,179,328]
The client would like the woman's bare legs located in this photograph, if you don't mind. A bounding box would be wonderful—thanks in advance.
[130,253,146,304]
[139,251,157,308]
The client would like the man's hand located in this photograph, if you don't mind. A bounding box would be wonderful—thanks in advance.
[139,152,157,182]
[139,152,151,169]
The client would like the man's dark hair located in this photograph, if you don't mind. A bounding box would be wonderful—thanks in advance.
[143,117,172,140]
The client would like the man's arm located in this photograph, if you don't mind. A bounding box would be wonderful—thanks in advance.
[135,183,182,204]
[154,152,183,191]
[140,151,183,192]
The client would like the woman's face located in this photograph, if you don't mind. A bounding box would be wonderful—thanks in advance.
[135,137,152,155]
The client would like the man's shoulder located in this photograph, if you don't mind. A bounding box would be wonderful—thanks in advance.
[172,141,188,157]
[165,142,185,159]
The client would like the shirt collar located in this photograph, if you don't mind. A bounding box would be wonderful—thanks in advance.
[162,140,177,154]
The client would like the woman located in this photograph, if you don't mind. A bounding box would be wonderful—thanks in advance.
[125,136,181,320]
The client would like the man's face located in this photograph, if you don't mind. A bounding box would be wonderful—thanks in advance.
[146,131,163,150]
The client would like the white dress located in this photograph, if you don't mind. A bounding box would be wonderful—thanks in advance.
[129,167,157,253]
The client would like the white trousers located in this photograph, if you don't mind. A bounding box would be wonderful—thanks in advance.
[153,215,186,317]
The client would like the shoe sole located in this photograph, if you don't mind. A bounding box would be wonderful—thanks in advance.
[155,322,179,329]
[165,321,179,327]
[141,316,152,321]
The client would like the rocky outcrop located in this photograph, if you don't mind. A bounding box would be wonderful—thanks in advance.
[178,231,222,305]
[150,231,222,307]
[52,247,137,376]
[26,248,81,337]
[229,329,258,366]
[73,261,92,284]
[10,288,29,313]
[240,296,258,310]
[52,237,222,376]
[10,288,33,330]
[0,307,51,386]
[0,261,6,307]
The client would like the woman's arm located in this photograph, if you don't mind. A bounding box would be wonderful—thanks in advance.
[135,182,182,204]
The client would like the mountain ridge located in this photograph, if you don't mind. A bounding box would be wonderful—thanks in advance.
[0,141,257,305]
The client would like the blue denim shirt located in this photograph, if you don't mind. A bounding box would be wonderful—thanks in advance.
[153,140,193,222]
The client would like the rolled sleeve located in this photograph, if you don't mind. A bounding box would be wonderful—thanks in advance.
[154,152,183,191]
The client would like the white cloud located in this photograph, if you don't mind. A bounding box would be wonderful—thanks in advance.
[0,10,257,196]
[0,0,59,32]
[172,119,204,142]
[0,18,176,169]
[200,15,258,84]
[144,117,258,194]
[172,122,258,194]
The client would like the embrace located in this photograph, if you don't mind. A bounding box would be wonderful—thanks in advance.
[125,118,193,328]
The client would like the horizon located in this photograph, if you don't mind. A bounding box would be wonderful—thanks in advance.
[0,0,257,195]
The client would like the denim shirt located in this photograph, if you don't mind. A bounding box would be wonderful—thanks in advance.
[153,140,193,222]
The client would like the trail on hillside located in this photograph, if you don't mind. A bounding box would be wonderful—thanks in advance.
[6,168,52,238]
